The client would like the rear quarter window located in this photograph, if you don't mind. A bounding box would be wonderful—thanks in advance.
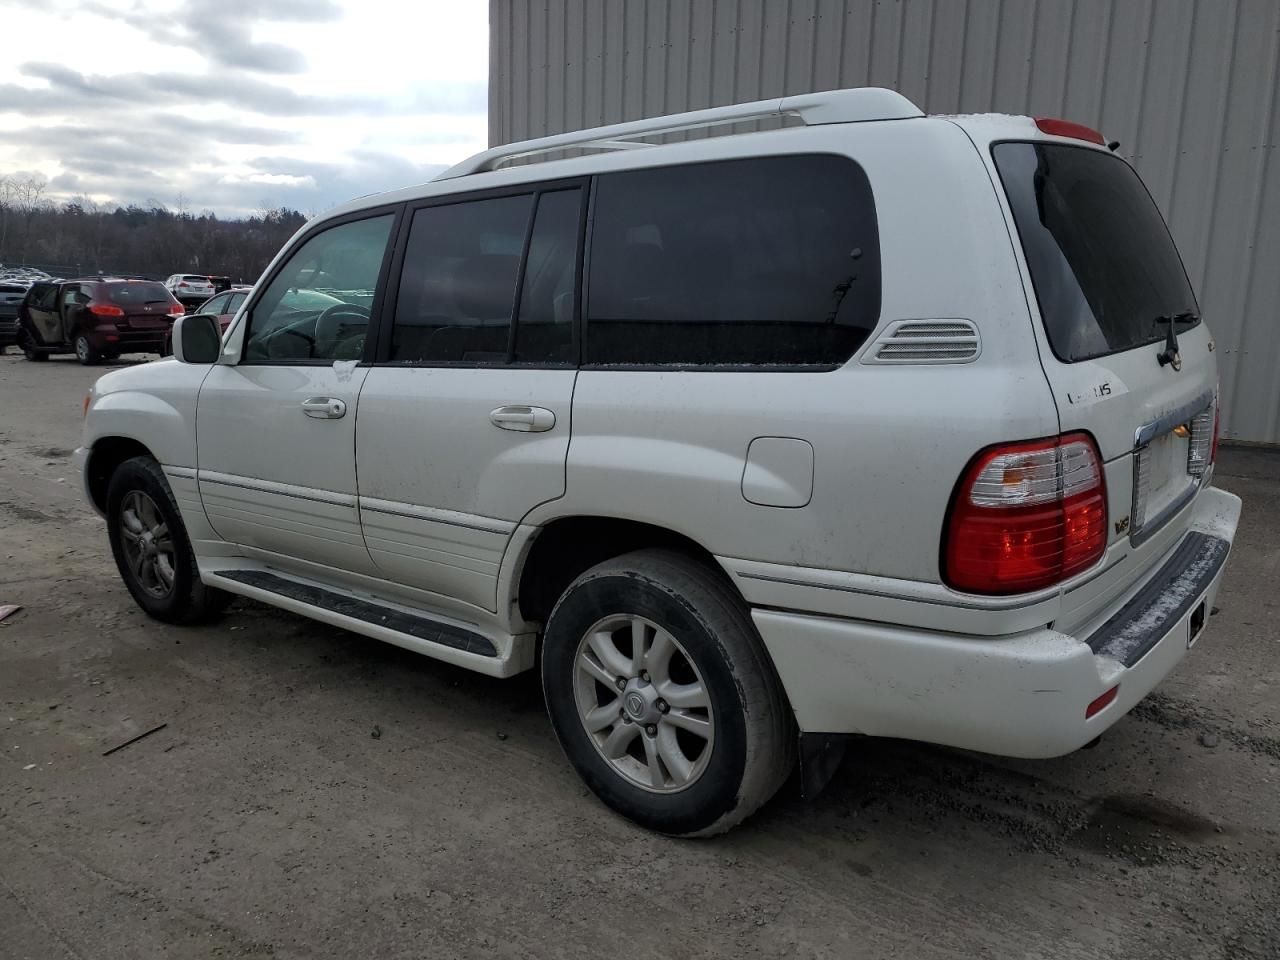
[993,142,1199,363]
[584,154,881,367]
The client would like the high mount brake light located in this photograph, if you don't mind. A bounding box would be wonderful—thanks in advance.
[1034,117,1106,145]
[944,433,1108,595]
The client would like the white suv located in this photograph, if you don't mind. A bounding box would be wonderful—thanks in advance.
[164,274,216,305]
[77,89,1241,836]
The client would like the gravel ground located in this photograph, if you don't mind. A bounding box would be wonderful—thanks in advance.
[1,351,1277,960]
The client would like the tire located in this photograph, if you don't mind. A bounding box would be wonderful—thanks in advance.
[106,456,232,624]
[19,328,47,362]
[74,334,100,365]
[542,549,794,837]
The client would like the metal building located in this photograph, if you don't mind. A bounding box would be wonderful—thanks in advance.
[489,0,1280,444]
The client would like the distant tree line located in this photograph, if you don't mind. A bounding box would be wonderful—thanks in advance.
[0,174,308,283]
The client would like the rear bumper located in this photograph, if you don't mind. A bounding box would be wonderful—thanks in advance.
[85,327,170,353]
[751,486,1242,758]
[0,314,17,345]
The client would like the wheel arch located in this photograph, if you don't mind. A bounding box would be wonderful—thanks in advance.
[513,515,742,627]
[85,436,157,512]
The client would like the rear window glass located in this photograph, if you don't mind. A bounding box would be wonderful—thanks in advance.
[182,275,211,283]
[993,142,1199,363]
[585,155,881,367]
[103,282,172,305]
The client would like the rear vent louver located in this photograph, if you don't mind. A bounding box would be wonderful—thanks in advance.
[866,320,981,364]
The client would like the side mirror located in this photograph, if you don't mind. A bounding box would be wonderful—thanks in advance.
[172,314,221,364]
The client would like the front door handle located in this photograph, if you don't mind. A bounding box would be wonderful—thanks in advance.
[301,396,347,419]
[489,405,555,432]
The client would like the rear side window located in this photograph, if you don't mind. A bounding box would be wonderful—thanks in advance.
[103,282,172,305]
[390,194,532,364]
[993,142,1200,362]
[585,155,881,367]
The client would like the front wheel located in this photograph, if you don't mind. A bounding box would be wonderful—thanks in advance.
[542,549,793,836]
[106,456,232,623]
[74,334,100,365]
[18,328,47,361]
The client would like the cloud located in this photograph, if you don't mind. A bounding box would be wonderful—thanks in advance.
[80,0,345,74]
[3,62,486,120]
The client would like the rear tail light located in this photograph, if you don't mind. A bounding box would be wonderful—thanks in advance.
[168,302,185,316]
[944,433,1108,595]
[88,303,125,317]
[1187,406,1215,477]
[1035,117,1107,145]
[178,281,189,288]
[1211,402,1221,465]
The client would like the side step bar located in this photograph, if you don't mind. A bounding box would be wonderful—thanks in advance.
[215,569,497,656]
[202,567,541,677]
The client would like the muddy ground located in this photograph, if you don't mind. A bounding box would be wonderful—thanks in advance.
[1,351,1277,959]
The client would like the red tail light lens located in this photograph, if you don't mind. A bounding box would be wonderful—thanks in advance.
[168,302,185,316]
[1034,117,1106,145]
[88,303,125,317]
[944,433,1108,595]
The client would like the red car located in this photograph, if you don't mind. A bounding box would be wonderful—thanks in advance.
[18,279,184,364]
[189,285,252,333]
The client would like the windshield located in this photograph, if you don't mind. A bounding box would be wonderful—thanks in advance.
[105,282,172,305]
[993,142,1199,362]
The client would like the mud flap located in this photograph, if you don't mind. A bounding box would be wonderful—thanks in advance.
[798,732,851,800]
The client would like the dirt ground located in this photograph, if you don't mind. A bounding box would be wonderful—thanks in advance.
[1,350,1277,960]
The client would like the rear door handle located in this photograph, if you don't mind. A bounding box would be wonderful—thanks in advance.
[301,397,347,419]
[489,405,555,432]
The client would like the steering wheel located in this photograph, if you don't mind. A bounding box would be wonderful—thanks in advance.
[315,303,370,351]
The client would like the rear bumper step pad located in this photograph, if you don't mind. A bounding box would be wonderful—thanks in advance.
[1087,532,1229,667]
[216,569,497,657]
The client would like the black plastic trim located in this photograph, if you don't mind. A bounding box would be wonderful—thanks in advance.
[1087,532,1229,667]
[216,569,497,656]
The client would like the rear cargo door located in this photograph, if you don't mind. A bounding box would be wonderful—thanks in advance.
[992,140,1217,552]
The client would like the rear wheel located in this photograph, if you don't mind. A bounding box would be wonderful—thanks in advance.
[74,334,100,365]
[18,328,47,361]
[542,549,793,836]
[106,456,232,623]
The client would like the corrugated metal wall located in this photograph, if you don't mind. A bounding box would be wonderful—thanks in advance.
[490,0,1280,443]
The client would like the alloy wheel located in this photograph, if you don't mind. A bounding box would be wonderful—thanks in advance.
[573,614,714,793]
[118,490,175,598]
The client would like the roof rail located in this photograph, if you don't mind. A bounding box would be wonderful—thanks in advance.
[435,87,923,181]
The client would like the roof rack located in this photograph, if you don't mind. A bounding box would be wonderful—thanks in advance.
[436,87,923,181]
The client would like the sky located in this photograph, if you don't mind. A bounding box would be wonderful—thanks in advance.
[0,0,489,218]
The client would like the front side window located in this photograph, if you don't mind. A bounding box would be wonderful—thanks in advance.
[993,142,1200,362]
[585,155,881,366]
[244,214,393,363]
[389,194,532,364]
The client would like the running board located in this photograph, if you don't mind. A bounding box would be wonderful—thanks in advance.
[203,568,530,676]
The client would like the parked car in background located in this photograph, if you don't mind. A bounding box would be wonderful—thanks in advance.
[164,274,217,307]
[208,276,233,294]
[190,286,251,333]
[0,281,28,350]
[19,278,183,363]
